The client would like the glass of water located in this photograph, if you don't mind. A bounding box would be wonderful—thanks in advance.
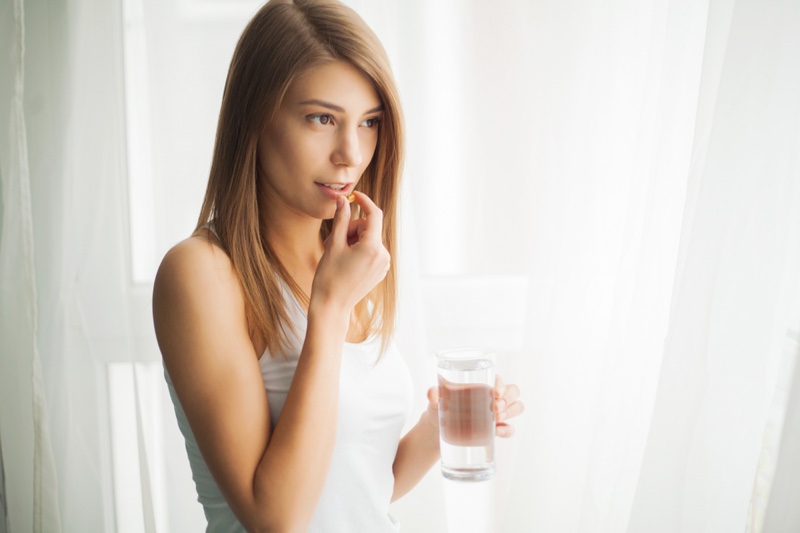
[437,347,496,482]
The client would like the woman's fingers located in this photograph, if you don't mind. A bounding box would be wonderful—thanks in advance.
[501,384,520,404]
[497,400,525,422]
[496,423,515,438]
[427,385,440,406]
[313,191,390,311]
[423,386,440,431]
[493,374,524,437]
[350,190,378,216]
[494,375,507,399]
[328,194,352,246]
[328,191,377,247]
[493,378,520,408]
[349,191,383,242]
[346,218,367,246]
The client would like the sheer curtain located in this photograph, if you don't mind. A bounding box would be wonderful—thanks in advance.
[1,1,799,533]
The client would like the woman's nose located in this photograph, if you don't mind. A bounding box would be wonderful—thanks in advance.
[331,127,362,167]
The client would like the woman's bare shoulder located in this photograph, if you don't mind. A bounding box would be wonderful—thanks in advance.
[152,231,248,347]
[155,230,236,291]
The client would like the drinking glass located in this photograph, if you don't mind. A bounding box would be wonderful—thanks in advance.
[437,347,496,482]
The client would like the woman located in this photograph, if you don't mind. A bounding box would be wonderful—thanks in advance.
[152,0,524,531]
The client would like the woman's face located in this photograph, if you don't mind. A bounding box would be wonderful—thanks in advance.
[258,60,383,221]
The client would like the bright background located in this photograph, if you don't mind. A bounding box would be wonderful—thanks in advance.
[2,0,800,532]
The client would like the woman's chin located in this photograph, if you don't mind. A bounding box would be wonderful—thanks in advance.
[316,204,338,221]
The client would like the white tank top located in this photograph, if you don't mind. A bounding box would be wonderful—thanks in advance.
[165,281,414,532]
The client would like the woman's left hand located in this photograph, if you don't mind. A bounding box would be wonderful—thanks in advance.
[422,375,524,439]
[492,375,524,438]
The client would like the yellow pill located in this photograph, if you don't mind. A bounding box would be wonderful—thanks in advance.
[346,193,356,203]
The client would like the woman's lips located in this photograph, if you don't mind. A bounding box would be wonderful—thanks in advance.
[315,182,354,199]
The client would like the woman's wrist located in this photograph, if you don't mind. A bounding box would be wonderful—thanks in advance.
[307,297,345,318]
[418,407,441,451]
[307,297,350,336]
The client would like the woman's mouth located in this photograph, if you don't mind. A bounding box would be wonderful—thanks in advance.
[316,182,354,199]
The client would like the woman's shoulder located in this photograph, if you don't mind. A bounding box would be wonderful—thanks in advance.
[153,229,241,306]
[166,226,229,269]
[152,229,257,359]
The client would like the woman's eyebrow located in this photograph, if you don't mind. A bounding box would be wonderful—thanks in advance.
[298,99,384,114]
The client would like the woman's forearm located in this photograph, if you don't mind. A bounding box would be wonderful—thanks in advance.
[251,304,349,531]
[391,412,440,502]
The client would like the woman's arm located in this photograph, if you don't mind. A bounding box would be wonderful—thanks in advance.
[154,194,389,533]
[391,395,440,502]
[154,238,348,533]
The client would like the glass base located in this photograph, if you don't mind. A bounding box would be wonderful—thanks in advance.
[441,464,496,482]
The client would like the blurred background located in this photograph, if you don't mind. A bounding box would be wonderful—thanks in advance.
[2,0,800,531]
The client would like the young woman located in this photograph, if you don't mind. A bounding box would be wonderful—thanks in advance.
[152,1,523,531]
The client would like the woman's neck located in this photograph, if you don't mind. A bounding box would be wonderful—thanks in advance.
[268,220,324,276]
[259,197,325,287]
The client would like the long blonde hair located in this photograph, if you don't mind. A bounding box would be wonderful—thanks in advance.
[196,0,404,357]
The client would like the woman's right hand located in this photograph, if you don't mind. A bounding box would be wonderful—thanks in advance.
[311,191,390,313]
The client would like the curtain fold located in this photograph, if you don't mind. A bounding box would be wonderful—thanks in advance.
[0,0,61,531]
[39,0,139,528]
[760,330,800,531]
[2,0,137,530]
[494,0,706,530]
[627,0,800,531]
[0,434,9,533]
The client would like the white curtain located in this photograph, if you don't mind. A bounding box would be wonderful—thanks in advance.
[1,0,799,532]
[1,0,153,531]
[1,1,61,531]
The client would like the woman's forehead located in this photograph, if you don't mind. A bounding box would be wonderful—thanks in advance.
[283,61,382,114]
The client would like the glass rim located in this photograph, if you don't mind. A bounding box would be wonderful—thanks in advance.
[435,346,496,361]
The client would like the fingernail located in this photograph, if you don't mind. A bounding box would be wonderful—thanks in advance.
[497,399,506,410]
[337,195,344,208]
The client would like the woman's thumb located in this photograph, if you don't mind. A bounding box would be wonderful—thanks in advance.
[329,195,351,245]
[427,386,440,407]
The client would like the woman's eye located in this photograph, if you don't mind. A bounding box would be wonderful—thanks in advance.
[309,114,333,126]
[361,117,381,128]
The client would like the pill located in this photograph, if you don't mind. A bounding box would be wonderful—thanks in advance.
[346,193,355,203]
